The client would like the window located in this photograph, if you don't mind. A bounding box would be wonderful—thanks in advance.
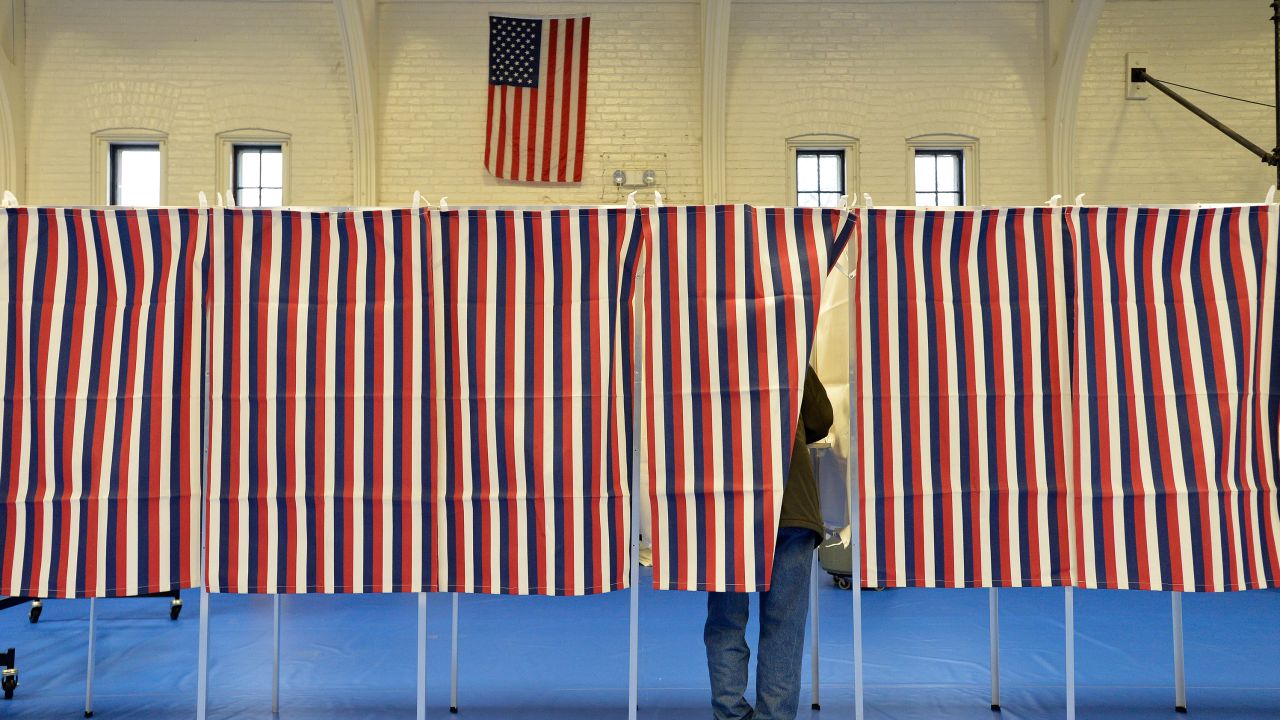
[233,145,284,208]
[796,150,844,207]
[907,134,979,207]
[92,129,167,205]
[217,129,290,207]
[109,144,162,206]
[913,150,963,207]
[786,134,858,208]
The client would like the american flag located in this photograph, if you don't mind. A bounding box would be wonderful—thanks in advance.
[485,15,590,183]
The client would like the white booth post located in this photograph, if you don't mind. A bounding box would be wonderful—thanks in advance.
[197,325,213,720]
[628,289,645,720]
[416,593,427,720]
[1066,587,1076,720]
[844,246,865,720]
[197,590,210,720]
[85,598,97,718]
[1173,592,1187,712]
[451,593,460,713]
[272,595,281,714]
[628,477,641,720]
[990,588,1001,710]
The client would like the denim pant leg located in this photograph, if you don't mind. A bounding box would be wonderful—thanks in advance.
[754,527,817,720]
[705,590,754,720]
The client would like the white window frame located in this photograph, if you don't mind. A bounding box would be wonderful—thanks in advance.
[786,134,858,207]
[92,128,168,206]
[216,128,291,207]
[906,133,979,207]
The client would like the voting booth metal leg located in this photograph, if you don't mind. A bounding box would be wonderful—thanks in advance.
[810,549,820,710]
[198,338,213,720]
[84,598,96,718]
[628,328,643,720]
[628,506,641,720]
[197,590,210,720]
[272,595,281,715]
[1173,592,1187,712]
[990,588,1001,710]
[1066,588,1076,720]
[419,591,430,712]
[846,260,865,720]
[451,593,459,713]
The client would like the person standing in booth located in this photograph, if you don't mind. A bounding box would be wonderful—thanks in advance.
[705,365,833,720]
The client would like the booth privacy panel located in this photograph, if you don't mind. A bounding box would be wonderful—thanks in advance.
[855,208,1075,589]
[424,207,641,595]
[0,208,207,598]
[1070,205,1280,592]
[641,205,854,592]
[5,202,1278,598]
[854,205,1280,591]
[205,208,640,594]
[205,209,416,594]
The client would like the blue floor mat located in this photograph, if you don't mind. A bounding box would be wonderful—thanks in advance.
[0,570,1276,718]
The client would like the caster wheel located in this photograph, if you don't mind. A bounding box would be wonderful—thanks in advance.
[834,576,853,591]
[170,600,183,621]
[28,605,41,624]
[2,671,17,700]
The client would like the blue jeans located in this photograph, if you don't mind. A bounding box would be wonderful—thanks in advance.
[705,527,818,720]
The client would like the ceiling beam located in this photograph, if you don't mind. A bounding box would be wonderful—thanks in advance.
[335,0,378,205]
[1046,0,1105,198]
[0,0,23,197]
[702,0,730,204]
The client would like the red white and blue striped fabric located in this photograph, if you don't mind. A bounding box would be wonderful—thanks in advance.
[642,205,854,592]
[1069,205,1280,591]
[424,207,641,595]
[206,209,417,594]
[0,208,207,598]
[855,208,1074,588]
[206,207,641,595]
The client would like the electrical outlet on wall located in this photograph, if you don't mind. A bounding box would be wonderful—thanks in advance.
[1126,52,1148,100]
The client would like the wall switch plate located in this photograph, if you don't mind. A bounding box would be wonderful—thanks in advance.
[1126,52,1148,100]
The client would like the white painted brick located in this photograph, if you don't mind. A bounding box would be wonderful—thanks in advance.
[15,0,1277,208]
[1074,0,1275,204]
[25,0,353,206]
[726,1,1048,206]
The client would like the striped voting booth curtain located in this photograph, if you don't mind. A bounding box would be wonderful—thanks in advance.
[855,208,1074,588]
[0,208,207,598]
[1070,205,1280,591]
[206,207,641,595]
[642,205,854,592]
[205,209,413,594]
[424,208,641,595]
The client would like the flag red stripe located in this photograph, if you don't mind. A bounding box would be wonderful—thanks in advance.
[573,18,590,182]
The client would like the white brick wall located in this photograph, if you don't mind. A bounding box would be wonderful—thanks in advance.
[14,0,1280,208]
[25,0,353,206]
[1074,0,1275,204]
[378,0,702,206]
[726,0,1048,206]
